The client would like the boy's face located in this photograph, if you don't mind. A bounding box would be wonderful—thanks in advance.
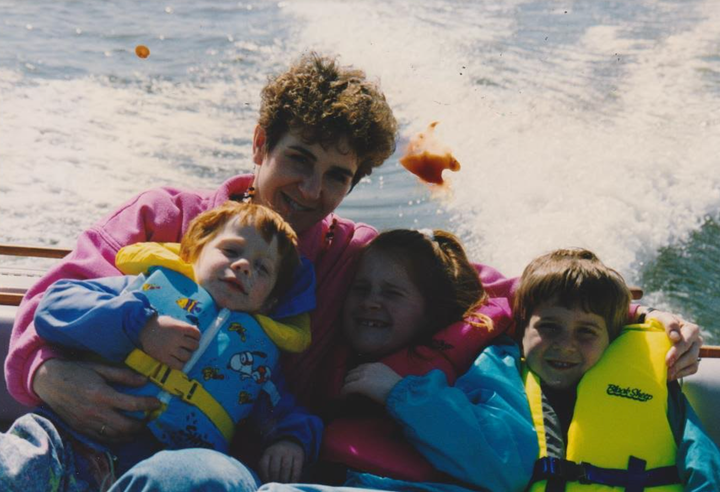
[341,249,427,359]
[252,126,359,234]
[522,301,610,390]
[194,218,280,313]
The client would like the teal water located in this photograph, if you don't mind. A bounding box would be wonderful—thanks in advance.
[1,0,719,340]
[642,217,720,343]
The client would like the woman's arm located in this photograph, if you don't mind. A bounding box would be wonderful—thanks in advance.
[7,186,209,405]
[635,309,703,380]
[6,184,217,442]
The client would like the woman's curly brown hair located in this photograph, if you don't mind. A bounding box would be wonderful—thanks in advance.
[259,52,398,187]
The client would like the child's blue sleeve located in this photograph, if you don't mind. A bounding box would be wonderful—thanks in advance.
[669,382,720,490]
[248,371,323,463]
[385,337,538,492]
[271,257,316,319]
[34,276,156,362]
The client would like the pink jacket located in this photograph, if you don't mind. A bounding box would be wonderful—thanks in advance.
[6,174,518,409]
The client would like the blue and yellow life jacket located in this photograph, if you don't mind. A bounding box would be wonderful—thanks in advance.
[525,320,682,491]
[123,266,281,452]
[115,242,310,453]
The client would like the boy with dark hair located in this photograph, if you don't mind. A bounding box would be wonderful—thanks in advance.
[514,248,719,491]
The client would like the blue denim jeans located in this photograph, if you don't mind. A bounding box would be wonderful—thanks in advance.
[257,485,380,492]
[109,448,261,492]
[0,414,261,492]
[0,413,110,491]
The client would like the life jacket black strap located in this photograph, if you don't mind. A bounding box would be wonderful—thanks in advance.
[531,456,680,491]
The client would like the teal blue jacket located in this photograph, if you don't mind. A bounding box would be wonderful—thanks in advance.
[346,337,538,492]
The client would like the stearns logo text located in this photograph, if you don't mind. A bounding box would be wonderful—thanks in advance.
[606,384,653,402]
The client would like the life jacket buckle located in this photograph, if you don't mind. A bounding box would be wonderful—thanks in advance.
[150,365,201,403]
[181,380,201,403]
[539,457,589,483]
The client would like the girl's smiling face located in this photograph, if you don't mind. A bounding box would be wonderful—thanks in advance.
[522,301,610,390]
[341,249,427,359]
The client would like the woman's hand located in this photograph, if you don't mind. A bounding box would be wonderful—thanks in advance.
[139,315,201,370]
[258,440,305,483]
[341,362,402,405]
[645,309,703,380]
[32,358,161,443]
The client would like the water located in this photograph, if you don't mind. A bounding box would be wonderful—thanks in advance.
[1,0,719,341]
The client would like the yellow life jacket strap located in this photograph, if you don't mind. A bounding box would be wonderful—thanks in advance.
[531,456,681,489]
[254,313,311,353]
[523,364,548,458]
[125,349,235,443]
[116,242,196,281]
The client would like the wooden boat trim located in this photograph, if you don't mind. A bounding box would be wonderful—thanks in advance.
[0,293,23,307]
[0,244,71,259]
[700,346,720,358]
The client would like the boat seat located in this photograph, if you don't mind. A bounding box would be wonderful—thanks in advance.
[0,304,32,425]
[682,357,720,449]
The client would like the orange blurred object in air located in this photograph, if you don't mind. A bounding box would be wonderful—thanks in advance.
[399,122,460,185]
[135,45,150,59]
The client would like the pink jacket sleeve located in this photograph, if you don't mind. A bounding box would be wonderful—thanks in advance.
[5,185,221,405]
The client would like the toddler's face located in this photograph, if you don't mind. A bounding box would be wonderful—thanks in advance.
[194,218,279,313]
[341,249,427,358]
[522,301,610,390]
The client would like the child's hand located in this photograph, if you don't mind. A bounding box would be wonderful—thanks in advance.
[258,439,305,483]
[139,315,201,370]
[645,310,703,380]
[341,362,402,404]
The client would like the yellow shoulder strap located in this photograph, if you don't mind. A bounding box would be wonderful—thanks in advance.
[116,242,196,281]
[523,363,548,458]
[254,313,312,353]
[523,363,549,492]
[125,349,235,443]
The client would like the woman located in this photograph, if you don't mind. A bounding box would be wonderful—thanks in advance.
[5,52,702,491]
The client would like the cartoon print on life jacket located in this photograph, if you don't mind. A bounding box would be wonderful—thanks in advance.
[228,322,247,342]
[202,367,225,381]
[160,411,214,450]
[238,391,254,405]
[176,297,201,325]
[142,283,161,291]
[228,351,271,384]
[252,365,271,384]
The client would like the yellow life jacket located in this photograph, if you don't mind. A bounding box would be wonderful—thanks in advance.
[525,320,682,491]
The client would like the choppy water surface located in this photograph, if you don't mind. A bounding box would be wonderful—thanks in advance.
[1,0,719,340]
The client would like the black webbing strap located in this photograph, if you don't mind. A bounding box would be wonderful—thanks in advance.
[531,456,680,491]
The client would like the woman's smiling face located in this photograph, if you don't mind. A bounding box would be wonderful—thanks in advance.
[252,126,359,234]
[522,301,610,390]
[341,249,428,359]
